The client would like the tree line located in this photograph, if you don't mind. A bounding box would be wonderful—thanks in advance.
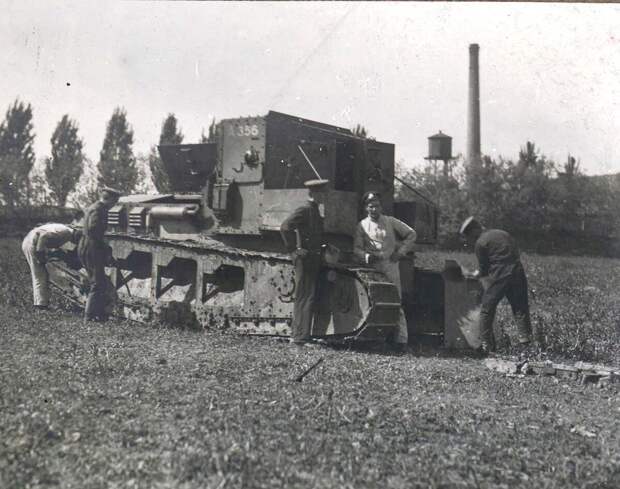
[1,99,618,251]
[397,142,620,250]
[0,98,215,210]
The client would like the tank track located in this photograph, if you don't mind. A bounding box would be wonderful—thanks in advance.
[48,234,403,341]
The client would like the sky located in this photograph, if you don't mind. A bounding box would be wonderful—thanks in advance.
[1,1,620,176]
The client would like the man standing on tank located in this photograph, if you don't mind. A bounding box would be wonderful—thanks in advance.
[354,191,417,350]
[459,216,541,355]
[280,179,329,346]
[78,186,121,322]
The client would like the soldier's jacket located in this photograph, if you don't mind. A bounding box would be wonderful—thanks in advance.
[78,200,111,266]
[475,229,521,281]
[280,200,324,253]
[83,200,109,243]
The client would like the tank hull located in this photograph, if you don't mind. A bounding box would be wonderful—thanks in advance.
[48,234,403,341]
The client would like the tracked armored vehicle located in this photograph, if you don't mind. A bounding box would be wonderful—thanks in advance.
[50,111,479,346]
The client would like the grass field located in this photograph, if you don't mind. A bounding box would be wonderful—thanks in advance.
[1,238,619,489]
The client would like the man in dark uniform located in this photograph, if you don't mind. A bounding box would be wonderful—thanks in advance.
[78,187,121,322]
[280,179,329,346]
[459,216,539,355]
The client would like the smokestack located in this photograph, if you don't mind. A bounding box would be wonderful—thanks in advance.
[467,43,481,164]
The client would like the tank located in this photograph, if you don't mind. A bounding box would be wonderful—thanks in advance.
[48,111,480,344]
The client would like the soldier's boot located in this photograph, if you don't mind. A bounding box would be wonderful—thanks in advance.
[478,307,497,357]
[478,319,496,357]
[515,312,533,344]
[514,313,540,358]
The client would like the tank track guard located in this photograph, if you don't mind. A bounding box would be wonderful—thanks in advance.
[48,235,402,341]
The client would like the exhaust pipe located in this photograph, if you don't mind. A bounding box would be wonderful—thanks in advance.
[149,205,200,219]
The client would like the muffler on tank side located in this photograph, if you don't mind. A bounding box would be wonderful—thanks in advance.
[147,204,201,240]
[149,204,200,219]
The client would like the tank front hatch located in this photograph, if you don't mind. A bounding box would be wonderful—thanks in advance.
[157,143,218,193]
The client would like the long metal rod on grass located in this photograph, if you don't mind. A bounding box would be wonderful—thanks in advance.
[294,356,324,382]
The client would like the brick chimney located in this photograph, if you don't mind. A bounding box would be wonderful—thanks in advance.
[467,44,481,164]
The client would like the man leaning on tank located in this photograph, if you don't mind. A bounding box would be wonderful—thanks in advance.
[21,210,84,310]
[280,179,329,346]
[354,191,417,350]
[78,186,121,322]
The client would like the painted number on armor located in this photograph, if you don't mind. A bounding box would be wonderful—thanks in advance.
[234,124,259,137]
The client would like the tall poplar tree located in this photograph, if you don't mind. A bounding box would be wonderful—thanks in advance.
[149,113,184,193]
[199,118,217,143]
[45,114,84,206]
[0,99,36,207]
[97,107,138,194]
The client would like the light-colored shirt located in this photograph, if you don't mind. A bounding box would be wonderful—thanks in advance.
[32,223,75,252]
[354,215,417,263]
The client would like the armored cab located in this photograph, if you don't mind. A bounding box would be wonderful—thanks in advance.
[109,111,436,245]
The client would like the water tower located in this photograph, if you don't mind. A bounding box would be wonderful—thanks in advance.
[425,131,454,178]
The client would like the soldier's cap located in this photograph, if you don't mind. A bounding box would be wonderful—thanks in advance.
[304,179,329,190]
[101,186,122,197]
[361,191,381,206]
[459,216,480,235]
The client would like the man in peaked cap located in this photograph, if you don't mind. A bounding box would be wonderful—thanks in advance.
[354,191,417,350]
[78,186,122,322]
[280,179,329,346]
[459,216,540,355]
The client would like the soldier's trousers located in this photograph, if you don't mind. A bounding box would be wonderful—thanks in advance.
[479,263,532,349]
[78,240,108,321]
[22,230,49,307]
[291,253,322,343]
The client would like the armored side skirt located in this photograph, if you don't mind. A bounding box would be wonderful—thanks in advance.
[48,235,401,340]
